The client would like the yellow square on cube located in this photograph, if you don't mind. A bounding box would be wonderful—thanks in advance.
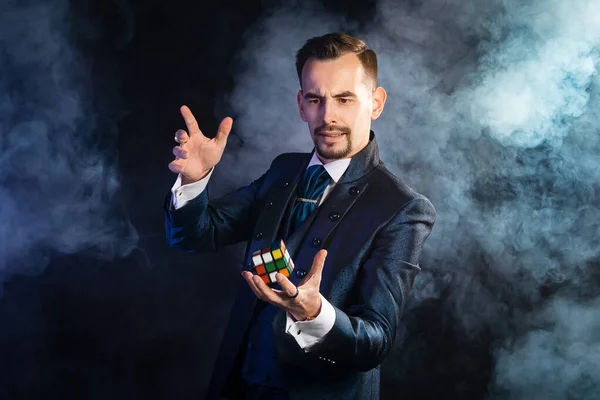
[272,249,283,260]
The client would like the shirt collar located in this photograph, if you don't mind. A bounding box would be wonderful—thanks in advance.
[306,151,351,183]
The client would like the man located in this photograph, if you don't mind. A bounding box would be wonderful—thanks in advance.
[165,32,435,400]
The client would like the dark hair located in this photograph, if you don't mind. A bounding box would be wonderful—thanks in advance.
[295,32,378,89]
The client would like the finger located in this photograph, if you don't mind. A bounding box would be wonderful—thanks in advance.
[168,160,184,174]
[180,105,202,137]
[174,129,189,144]
[275,272,298,298]
[242,271,279,303]
[242,271,265,300]
[301,249,328,286]
[251,275,282,303]
[215,117,233,146]
[172,146,188,159]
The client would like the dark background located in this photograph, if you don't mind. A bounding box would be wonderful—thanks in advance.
[0,1,491,399]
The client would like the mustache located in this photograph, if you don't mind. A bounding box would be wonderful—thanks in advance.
[315,124,351,135]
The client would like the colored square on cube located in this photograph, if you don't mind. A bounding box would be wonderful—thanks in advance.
[265,261,276,273]
[250,239,295,285]
[272,249,283,260]
[255,265,266,275]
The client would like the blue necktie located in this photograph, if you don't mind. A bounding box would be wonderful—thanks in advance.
[289,164,331,235]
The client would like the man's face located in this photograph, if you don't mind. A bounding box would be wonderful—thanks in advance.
[297,53,386,163]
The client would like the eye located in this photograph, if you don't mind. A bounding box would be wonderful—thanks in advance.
[308,98,320,104]
[338,98,351,104]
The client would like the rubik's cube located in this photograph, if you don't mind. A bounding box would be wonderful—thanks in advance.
[251,240,295,285]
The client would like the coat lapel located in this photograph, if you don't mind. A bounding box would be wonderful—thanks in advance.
[284,131,381,287]
[249,154,310,252]
[248,131,381,287]
[272,132,381,330]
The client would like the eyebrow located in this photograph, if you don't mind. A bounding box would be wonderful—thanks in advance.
[303,91,357,100]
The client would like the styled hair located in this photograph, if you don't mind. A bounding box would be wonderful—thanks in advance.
[295,32,378,89]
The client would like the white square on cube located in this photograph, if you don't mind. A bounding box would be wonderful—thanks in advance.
[269,271,278,283]
[262,252,273,263]
[252,254,263,266]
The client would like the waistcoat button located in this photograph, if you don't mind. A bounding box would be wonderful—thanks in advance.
[296,269,307,278]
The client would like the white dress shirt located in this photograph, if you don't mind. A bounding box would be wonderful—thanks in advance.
[170,152,351,351]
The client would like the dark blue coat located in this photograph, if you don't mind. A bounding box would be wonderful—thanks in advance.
[165,133,436,400]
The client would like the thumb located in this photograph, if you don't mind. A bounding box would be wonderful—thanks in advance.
[215,117,233,145]
[301,249,327,287]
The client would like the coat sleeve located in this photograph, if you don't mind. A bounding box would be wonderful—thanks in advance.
[275,196,436,372]
[164,171,268,253]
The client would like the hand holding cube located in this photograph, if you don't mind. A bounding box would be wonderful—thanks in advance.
[242,241,328,321]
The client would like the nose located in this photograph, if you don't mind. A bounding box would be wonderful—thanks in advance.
[321,99,337,124]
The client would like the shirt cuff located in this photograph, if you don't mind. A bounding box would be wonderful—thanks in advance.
[285,294,336,352]
[170,169,214,210]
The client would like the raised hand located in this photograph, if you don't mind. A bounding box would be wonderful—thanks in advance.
[169,105,233,184]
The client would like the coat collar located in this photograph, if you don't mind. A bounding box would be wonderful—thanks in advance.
[340,130,380,183]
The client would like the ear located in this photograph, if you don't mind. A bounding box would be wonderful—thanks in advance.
[370,86,387,120]
[297,90,307,122]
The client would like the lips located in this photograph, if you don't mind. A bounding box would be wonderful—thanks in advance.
[319,133,344,137]
[317,132,345,144]
[315,125,349,143]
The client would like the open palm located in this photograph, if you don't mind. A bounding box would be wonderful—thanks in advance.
[169,105,233,184]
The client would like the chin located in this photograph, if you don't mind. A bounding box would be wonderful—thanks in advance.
[316,144,352,160]
[311,132,354,160]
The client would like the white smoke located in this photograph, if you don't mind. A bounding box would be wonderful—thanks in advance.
[0,0,138,294]
[467,0,600,148]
